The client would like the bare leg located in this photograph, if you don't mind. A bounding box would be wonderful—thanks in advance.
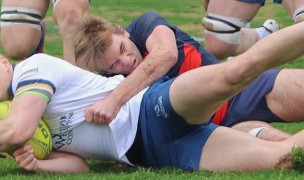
[199,126,304,172]
[232,121,291,142]
[169,22,304,125]
[266,69,304,122]
[203,0,261,59]
[282,0,304,19]
[52,0,90,64]
[0,0,50,60]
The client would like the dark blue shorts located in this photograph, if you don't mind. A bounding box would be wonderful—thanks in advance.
[133,77,218,171]
[220,69,284,127]
[238,0,281,5]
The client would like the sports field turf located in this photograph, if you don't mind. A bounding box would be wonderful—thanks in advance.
[1,0,304,179]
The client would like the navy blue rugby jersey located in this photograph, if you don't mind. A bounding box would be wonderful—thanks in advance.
[126,11,219,77]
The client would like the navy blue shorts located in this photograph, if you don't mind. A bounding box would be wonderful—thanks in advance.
[239,0,281,5]
[220,69,284,127]
[132,77,218,171]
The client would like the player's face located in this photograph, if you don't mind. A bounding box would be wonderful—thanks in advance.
[0,55,12,101]
[97,30,143,75]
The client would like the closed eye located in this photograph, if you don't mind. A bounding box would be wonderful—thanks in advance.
[120,42,124,53]
[111,61,118,70]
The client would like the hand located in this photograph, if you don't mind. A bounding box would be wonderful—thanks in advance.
[85,96,121,125]
[112,161,130,170]
[13,145,38,171]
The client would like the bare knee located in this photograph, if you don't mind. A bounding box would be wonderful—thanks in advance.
[0,4,45,60]
[1,27,41,60]
[201,13,247,59]
[204,34,238,60]
[221,59,258,93]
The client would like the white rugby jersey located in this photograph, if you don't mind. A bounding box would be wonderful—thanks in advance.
[11,53,146,164]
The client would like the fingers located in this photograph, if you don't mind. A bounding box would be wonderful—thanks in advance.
[85,108,93,123]
[85,101,119,125]
[13,145,38,171]
[85,106,115,125]
[113,161,130,170]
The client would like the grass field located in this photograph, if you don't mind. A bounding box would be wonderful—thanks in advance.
[1,0,304,179]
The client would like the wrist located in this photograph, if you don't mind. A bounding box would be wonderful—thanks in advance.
[108,91,125,106]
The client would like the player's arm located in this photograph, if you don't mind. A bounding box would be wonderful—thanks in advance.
[0,94,47,152]
[87,25,178,124]
[14,145,89,172]
[111,25,178,102]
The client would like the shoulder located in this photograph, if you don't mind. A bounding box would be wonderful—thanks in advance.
[140,11,162,20]
[127,11,165,29]
[13,53,79,85]
[137,11,165,25]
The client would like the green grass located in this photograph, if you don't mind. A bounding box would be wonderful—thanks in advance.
[2,0,304,179]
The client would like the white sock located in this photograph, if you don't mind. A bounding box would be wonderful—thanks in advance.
[255,27,271,40]
[244,22,251,28]
[227,56,234,61]
[248,127,268,137]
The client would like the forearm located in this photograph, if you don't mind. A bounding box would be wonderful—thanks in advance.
[109,49,176,106]
[36,151,89,173]
[109,24,178,106]
[0,120,24,152]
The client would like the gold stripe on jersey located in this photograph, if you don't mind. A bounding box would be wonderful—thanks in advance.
[15,83,54,96]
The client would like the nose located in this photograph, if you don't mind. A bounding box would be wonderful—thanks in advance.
[120,53,132,66]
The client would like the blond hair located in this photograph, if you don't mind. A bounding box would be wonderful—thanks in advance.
[70,15,123,72]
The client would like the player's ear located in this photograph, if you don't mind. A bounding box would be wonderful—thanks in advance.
[0,55,10,67]
[123,29,130,38]
[118,26,130,38]
[0,54,11,69]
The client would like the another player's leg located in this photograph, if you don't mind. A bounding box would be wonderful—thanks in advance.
[224,69,304,141]
[202,0,261,60]
[281,0,304,23]
[0,0,49,60]
[265,69,304,122]
[26,21,46,58]
[227,19,279,61]
[233,18,280,59]
[169,22,304,125]
[256,19,280,39]
[52,0,90,64]
[199,126,304,171]
[231,121,291,141]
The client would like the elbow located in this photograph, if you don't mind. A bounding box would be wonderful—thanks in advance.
[170,49,178,65]
[164,48,178,67]
[142,48,178,78]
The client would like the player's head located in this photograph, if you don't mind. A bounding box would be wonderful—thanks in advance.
[71,15,143,75]
[0,54,13,101]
